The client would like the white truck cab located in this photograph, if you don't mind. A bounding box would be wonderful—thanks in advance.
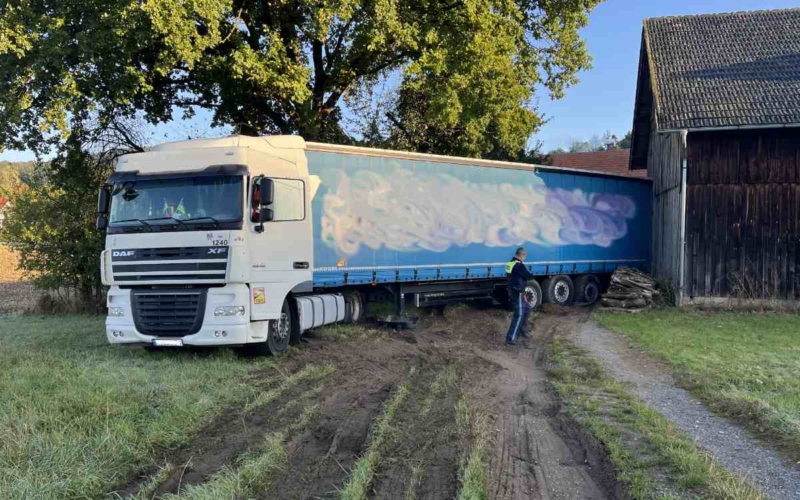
[98,135,343,355]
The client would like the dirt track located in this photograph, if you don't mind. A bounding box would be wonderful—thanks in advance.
[114,305,624,499]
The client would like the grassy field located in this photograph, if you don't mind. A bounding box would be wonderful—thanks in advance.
[549,337,763,500]
[597,310,800,459]
[0,312,492,500]
[0,315,277,499]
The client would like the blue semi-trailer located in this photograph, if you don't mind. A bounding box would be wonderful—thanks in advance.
[99,136,651,353]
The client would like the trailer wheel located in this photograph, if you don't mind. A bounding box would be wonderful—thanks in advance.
[543,275,574,305]
[344,290,364,324]
[574,275,600,305]
[523,280,543,310]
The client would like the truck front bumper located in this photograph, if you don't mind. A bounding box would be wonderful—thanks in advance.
[105,284,267,346]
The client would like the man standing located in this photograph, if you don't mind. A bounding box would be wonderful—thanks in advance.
[505,247,535,345]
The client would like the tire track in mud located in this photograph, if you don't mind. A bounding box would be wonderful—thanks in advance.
[370,362,463,500]
[112,362,336,498]
[111,305,625,500]
[478,307,623,500]
[262,373,397,499]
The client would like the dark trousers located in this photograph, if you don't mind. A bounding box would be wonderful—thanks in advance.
[505,290,531,343]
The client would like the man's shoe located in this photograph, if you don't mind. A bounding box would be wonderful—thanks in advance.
[520,331,530,340]
[505,340,517,346]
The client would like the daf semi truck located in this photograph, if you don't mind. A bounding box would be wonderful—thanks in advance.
[97,136,651,354]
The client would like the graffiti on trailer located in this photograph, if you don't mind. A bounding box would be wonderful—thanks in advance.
[320,168,637,257]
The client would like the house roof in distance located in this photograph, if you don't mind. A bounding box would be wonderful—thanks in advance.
[549,150,647,178]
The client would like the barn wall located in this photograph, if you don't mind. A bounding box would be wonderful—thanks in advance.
[685,128,800,299]
[649,130,685,302]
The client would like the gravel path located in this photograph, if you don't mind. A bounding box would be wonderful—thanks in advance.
[575,321,800,500]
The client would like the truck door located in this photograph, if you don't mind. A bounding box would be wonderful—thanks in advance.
[248,175,313,321]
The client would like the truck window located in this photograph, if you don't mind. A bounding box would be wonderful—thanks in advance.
[251,178,305,222]
[272,179,305,221]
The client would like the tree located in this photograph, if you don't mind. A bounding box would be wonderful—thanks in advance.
[0,121,143,310]
[566,140,593,153]
[551,129,632,155]
[618,130,632,149]
[0,161,33,199]
[1,0,602,158]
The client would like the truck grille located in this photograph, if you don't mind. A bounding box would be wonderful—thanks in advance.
[111,247,228,283]
[131,289,207,337]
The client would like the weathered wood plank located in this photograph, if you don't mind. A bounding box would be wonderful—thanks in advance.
[780,184,789,298]
[723,186,730,293]
[685,186,695,297]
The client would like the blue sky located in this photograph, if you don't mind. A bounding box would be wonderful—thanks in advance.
[533,0,799,152]
[2,0,797,162]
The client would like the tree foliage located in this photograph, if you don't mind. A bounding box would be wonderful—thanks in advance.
[0,161,33,198]
[617,130,632,149]
[550,129,631,155]
[0,122,143,310]
[1,0,602,158]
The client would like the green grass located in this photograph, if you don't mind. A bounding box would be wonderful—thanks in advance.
[597,310,800,458]
[550,337,763,500]
[456,395,490,500]
[0,315,281,499]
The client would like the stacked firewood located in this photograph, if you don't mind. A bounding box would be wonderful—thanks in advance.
[600,267,660,310]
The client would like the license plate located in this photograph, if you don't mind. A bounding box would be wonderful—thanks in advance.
[152,339,183,347]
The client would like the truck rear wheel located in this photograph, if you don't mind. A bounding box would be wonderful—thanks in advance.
[574,275,600,305]
[543,275,574,305]
[524,280,543,310]
[344,290,364,324]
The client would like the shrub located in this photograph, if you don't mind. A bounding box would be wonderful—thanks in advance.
[0,139,113,312]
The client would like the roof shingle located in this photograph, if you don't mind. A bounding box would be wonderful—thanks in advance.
[644,8,800,130]
[549,150,647,178]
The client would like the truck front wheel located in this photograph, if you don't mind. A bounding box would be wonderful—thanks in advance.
[267,300,297,354]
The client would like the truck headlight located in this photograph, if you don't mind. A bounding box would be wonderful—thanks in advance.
[214,306,246,317]
[108,307,124,317]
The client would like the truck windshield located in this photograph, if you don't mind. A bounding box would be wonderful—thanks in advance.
[108,175,243,232]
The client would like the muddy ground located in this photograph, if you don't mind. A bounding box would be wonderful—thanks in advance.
[113,304,626,500]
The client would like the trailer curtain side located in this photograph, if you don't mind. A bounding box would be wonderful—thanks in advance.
[306,150,652,288]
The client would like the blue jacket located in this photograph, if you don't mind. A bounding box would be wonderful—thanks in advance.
[506,258,535,293]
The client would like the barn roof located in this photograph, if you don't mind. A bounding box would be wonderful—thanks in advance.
[630,8,800,169]
[549,150,646,178]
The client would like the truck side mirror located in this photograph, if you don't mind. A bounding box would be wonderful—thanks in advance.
[260,207,274,222]
[259,178,274,206]
[97,186,111,215]
[96,215,108,232]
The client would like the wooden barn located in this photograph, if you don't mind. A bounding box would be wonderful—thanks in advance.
[630,8,800,305]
